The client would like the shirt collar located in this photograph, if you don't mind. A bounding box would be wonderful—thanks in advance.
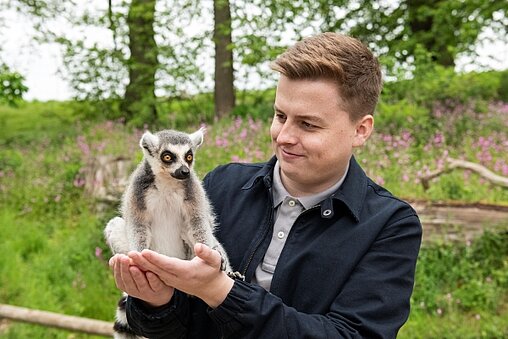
[271,160,349,210]
[242,155,367,222]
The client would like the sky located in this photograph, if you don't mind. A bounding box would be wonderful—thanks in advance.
[2,5,507,102]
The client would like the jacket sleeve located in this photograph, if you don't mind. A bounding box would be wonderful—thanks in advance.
[125,290,189,338]
[208,213,422,339]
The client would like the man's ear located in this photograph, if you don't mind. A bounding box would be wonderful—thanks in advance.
[352,115,374,148]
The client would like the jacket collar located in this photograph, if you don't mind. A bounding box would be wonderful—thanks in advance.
[332,156,367,222]
[241,156,277,190]
[242,156,367,222]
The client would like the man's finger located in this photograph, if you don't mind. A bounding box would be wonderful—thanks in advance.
[140,249,185,274]
[146,271,165,292]
[129,265,149,292]
[109,255,116,269]
[113,256,125,291]
[119,255,139,294]
[129,251,164,276]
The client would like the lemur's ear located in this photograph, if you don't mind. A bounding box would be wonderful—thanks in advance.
[140,131,159,156]
[189,127,205,149]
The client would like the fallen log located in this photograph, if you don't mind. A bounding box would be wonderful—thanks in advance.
[0,304,113,337]
[421,157,508,190]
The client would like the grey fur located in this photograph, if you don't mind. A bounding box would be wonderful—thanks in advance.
[104,127,230,339]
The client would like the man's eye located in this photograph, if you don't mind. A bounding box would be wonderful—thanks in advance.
[302,121,316,129]
[275,113,286,121]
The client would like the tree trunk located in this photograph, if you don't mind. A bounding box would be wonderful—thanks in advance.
[121,0,158,125]
[213,0,235,118]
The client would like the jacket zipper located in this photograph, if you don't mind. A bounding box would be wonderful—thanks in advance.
[241,207,274,278]
[219,202,273,339]
[240,192,275,278]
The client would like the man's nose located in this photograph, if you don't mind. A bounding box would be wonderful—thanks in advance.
[276,121,297,144]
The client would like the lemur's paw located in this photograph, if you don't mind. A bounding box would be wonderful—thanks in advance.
[104,217,128,254]
[227,271,246,281]
[105,217,125,237]
[212,245,231,272]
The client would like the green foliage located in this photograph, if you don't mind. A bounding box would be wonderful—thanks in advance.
[376,99,431,135]
[0,64,28,106]
[400,231,508,338]
[322,0,507,72]
[135,88,273,131]
[156,93,215,129]
[233,88,275,120]
[499,70,508,102]
[383,61,502,107]
[0,108,135,337]
[0,101,79,145]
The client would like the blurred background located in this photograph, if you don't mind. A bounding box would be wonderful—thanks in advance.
[0,0,507,337]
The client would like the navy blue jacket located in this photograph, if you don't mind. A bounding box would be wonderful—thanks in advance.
[126,156,422,338]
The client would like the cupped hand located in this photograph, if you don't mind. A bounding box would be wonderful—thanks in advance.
[109,253,174,307]
[128,243,234,308]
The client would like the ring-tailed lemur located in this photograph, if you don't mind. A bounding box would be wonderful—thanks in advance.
[104,128,232,339]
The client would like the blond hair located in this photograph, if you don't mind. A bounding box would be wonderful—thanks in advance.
[271,32,382,121]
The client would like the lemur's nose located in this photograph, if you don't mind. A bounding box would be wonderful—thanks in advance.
[172,166,190,180]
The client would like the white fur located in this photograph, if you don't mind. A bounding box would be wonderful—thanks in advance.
[143,179,187,258]
[189,127,205,148]
[104,217,129,254]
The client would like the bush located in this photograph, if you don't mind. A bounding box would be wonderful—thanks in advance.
[376,99,431,136]
[383,68,503,107]
[0,64,28,106]
[412,231,508,314]
[498,70,508,102]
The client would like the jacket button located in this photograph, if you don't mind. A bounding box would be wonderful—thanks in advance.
[277,231,285,239]
[323,209,332,217]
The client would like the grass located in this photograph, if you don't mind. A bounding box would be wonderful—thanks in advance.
[0,97,507,337]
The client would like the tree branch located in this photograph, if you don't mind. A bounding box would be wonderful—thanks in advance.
[0,304,113,336]
[420,158,508,190]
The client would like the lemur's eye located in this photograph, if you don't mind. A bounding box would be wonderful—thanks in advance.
[161,152,173,163]
[186,154,193,162]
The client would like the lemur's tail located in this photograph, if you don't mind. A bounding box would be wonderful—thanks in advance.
[113,294,143,339]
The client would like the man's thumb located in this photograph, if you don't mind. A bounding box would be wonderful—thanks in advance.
[194,243,220,267]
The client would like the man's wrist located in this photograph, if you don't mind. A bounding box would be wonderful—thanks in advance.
[201,272,235,308]
[142,289,175,308]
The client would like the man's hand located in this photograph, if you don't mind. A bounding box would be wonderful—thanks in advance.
[109,254,174,307]
[128,243,234,308]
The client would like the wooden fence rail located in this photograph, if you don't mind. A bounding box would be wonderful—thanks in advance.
[0,304,114,337]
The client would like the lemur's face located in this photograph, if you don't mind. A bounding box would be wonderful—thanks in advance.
[140,129,204,180]
[270,75,373,195]
[157,145,195,180]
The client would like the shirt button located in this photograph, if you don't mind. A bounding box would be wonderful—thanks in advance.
[277,231,285,239]
[288,200,296,207]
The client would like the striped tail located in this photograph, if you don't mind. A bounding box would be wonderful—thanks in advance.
[113,293,144,339]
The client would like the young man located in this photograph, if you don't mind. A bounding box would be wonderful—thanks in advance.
[110,32,422,338]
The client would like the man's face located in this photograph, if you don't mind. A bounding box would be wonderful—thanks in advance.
[270,75,372,196]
